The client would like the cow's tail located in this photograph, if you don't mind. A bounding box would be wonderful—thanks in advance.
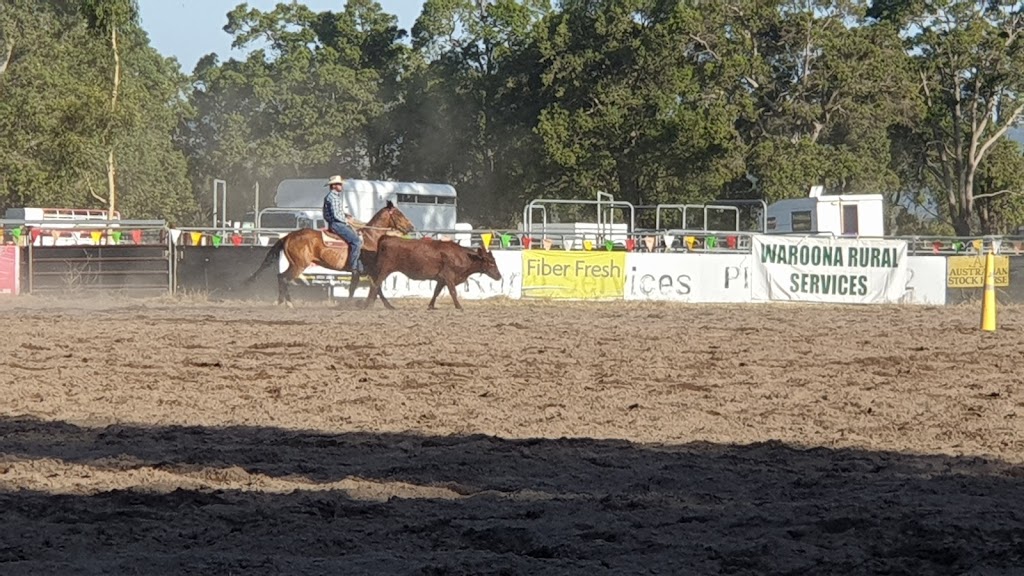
[243,236,286,287]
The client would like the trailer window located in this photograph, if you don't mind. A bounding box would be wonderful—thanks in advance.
[397,193,457,205]
[790,210,812,232]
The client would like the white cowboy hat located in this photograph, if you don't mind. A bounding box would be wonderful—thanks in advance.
[326,175,345,187]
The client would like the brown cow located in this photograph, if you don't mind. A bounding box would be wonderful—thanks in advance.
[364,236,502,310]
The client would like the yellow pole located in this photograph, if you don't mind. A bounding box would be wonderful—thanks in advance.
[981,250,996,332]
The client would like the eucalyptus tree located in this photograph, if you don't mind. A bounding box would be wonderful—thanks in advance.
[871,0,1024,235]
[397,0,551,225]
[180,0,407,221]
[80,0,138,218]
[0,0,194,221]
[685,0,918,204]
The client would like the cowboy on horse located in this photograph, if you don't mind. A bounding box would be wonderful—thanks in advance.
[323,175,364,273]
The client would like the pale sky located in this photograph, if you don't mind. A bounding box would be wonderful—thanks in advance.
[138,0,425,73]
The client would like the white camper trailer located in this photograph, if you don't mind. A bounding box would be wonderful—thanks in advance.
[765,186,885,237]
[258,178,458,231]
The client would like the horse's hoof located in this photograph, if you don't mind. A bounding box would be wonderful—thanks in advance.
[285,301,294,309]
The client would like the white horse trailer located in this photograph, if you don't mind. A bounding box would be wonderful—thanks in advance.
[261,178,458,232]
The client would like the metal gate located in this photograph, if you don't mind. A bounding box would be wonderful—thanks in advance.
[4,220,173,296]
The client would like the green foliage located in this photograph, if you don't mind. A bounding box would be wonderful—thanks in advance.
[179,0,407,221]
[0,0,194,221]
[5,0,1024,234]
[875,0,1024,234]
[80,0,138,32]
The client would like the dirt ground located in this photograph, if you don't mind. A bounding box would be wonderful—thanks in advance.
[2,294,1024,575]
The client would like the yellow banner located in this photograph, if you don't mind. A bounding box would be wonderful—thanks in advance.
[522,251,626,299]
[947,255,1010,288]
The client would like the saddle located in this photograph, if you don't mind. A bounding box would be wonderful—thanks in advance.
[320,217,367,247]
[320,228,351,247]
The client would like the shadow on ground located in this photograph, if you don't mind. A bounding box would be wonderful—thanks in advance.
[0,415,1022,575]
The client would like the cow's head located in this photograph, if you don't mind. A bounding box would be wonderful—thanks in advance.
[472,246,502,280]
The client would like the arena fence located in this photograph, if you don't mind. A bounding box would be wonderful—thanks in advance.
[1,219,171,296]
[2,220,1023,307]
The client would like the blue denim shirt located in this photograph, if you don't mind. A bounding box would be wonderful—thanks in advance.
[323,188,348,225]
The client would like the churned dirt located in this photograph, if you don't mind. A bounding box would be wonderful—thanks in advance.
[2,294,1024,575]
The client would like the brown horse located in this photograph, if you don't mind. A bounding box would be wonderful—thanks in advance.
[244,201,415,306]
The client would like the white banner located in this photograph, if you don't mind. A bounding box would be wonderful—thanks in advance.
[750,235,909,304]
[624,253,753,303]
[906,256,947,305]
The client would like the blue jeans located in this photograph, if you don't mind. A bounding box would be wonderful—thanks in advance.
[329,221,363,272]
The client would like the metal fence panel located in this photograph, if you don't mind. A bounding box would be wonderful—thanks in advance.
[24,245,171,296]
[174,245,331,302]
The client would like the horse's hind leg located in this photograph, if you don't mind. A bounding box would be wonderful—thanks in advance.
[278,264,304,308]
[277,272,290,307]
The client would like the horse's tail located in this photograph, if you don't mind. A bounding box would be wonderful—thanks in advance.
[243,236,286,286]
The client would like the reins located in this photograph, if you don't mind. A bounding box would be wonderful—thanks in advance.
[352,213,412,234]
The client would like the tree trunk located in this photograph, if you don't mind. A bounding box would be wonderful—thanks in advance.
[951,210,972,237]
[107,25,120,220]
[106,149,116,219]
[0,40,13,81]
[978,200,994,235]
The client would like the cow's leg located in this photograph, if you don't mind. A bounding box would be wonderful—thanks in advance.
[378,278,397,310]
[364,269,396,310]
[358,254,393,309]
[359,257,396,308]
[427,280,445,310]
[376,284,396,309]
[363,276,380,308]
[446,280,464,311]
